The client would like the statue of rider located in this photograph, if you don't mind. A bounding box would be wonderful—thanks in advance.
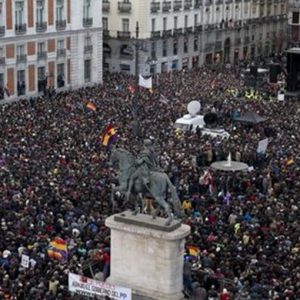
[127,139,161,199]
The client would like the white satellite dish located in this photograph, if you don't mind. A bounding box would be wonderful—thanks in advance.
[187,101,201,117]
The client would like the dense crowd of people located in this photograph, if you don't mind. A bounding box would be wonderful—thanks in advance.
[0,64,299,300]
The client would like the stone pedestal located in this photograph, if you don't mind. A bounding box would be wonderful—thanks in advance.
[106,211,191,300]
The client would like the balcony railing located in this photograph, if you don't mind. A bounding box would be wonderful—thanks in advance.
[37,51,47,60]
[15,24,27,34]
[151,31,161,38]
[16,54,27,64]
[0,57,5,66]
[118,2,132,13]
[84,45,93,54]
[184,26,193,34]
[205,0,213,5]
[204,43,214,52]
[173,28,183,36]
[215,41,222,51]
[56,20,66,30]
[102,1,110,12]
[57,48,66,57]
[151,2,160,13]
[83,18,93,27]
[103,29,110,38]
[0,26,5,36]
[117,31,131,39]
[194,1,201,8]
[162,29,172,38]
[162,1,171,12]
[36,21,47,32]
[184,0,193,9]
[195,25,203,32]
[173,0,182,11]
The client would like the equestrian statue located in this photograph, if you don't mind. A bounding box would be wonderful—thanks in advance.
[109,139,183,226]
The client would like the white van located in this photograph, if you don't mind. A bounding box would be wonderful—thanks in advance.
[174,114,205,132]
[174,114,230,139]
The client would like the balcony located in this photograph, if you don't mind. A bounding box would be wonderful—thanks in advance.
[84,45,93,54]
[0,57,5,66]
[204,43,214,52]
[36,21,47,32]
[0,26,5,36]
[184,26,193,34]
[173,0,182,11]
[83,18,93,27]
[118,2,132,13]
[162,1,171,12]
[16,54,27,64]
[195,25,203,32]
[151,31,161,38]
[205,0,213,5]
[56,20,66,30]
[15,24,27,34]
[103,29,110,38]
[57,48,66,58]
[102,1,110,12]
[184,0,193,9]
[150,2,160,13]
[194,1,202,8]
[37,51,47,60]
[117,31,131,39]
[225,0,233,3]
[216,0,223,4]
[162,29,172,38]
[173,28,183,36]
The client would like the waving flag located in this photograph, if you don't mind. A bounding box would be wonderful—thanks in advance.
[139,75,152,89]
[187,245,200,257]
[159,94,170,104]
[86,101,97,112]
[47,237,68,262]
[101,124,117,147]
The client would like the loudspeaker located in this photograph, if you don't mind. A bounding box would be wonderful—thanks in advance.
[269,64,281,83]
[286,49,300,92]
[250,65,258,77]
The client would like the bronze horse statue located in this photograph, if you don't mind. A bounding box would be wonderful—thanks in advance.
[109,147,183,226]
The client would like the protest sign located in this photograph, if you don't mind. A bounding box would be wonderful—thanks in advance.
[68,273,131,300]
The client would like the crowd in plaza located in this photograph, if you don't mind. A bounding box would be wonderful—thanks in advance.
[0,63,299,300]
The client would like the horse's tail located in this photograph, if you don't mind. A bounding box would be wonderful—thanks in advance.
[165,176,184,219]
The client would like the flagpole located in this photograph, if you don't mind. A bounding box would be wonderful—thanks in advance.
[135,21,139,89]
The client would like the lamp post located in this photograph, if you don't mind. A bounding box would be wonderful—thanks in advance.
[135,21,139,87]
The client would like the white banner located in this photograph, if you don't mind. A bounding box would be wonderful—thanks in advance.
[139,75,152,89]
[68,273,131,300]
[257,138,269,154]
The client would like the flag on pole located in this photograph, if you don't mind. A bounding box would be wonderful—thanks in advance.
[139,75,152,89]
[86,101,97,112]
[101,124,118,147]
[47,237,68,262]
[159,94,170,104]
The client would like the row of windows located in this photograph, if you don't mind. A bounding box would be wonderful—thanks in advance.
[0,0,92,26]
[0,59,92,98]
[0,36,92,58]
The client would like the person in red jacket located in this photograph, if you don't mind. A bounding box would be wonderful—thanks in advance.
[219,288,231,300]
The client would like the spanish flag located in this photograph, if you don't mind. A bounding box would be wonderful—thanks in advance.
[86,101,97,112]
[187,245,200,257]
[47,237,68,262]
[101,124,117,147]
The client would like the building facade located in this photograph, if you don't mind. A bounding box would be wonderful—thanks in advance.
[103,0,287,75]
[0,0,102,100]
[288,0,300,46]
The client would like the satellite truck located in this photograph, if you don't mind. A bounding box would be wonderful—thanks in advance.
[174,101,230,139]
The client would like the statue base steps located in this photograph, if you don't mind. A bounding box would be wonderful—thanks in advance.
[105,212,190,300]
